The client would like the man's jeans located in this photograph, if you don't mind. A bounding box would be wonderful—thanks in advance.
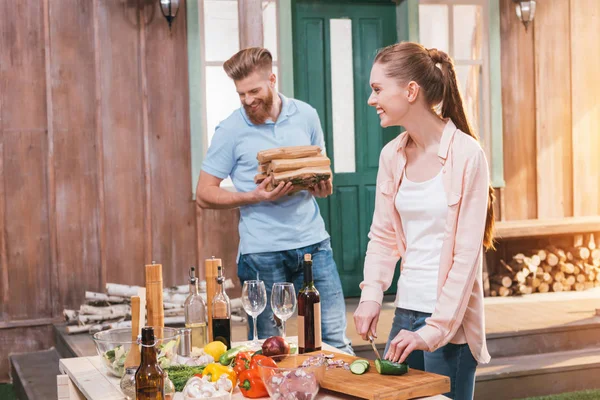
[238,238,354,355]
[385,308,478,400]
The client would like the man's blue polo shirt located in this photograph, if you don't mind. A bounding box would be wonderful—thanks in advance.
[201,94,330,256]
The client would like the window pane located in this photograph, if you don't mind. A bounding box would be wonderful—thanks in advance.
[205,66,240,145]
[455,64,482,138]
[419,5,449,53]
[204,0,239,62]
[330,19,356,174]
[453,5,483,61]
[262,0,278,61]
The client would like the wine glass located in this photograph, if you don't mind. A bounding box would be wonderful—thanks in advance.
[271,282,296,339]
[242,280,267,348]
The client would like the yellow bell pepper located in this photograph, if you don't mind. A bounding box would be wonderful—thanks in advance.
[202,363,237,387]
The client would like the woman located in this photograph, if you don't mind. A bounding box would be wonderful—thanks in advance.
[353,42,495,400]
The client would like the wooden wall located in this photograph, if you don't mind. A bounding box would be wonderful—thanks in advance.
[499,0,600,222]
[0,0,197,381]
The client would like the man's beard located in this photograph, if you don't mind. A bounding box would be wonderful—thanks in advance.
[244,90,274,125]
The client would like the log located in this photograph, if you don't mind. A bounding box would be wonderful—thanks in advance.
[106,283,139,298]
[166,285,189,294]
[78,312,128,324]
[560,262,575,274]
[66,325,93,334]
[500,259,515,274]
[530,254,541,267]
[552,281,564,292]
[565,275,576,286]
[257,163,270,173]
[553,271,565,282]
[63,310,79,324]
[569,246,590,260]
[254,173,267,184]
[562,284,573,292]
[547,246,567,263]
[542,272,552,283]
[591,249,600,262]
[543,264,553,273]
[79,304,130,316]
[268,156,330,173]
[546,253,560,267]
[576,274,586,283]
[498,286,512,297]
[515,271,528,283]
[85,291,126,303]
[271,166,332,187]
[538,282,550,293]
[536,249,548,262]
[588,233,596,250]
[257,145,322,163]
[584,281,595,290]
[527,277,542,289]
[491,275,513,288]
[164,308,184,317]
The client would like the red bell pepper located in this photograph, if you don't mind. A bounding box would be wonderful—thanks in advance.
[249,355,277,370]
[238,368,268,398]
[232,351,253,375]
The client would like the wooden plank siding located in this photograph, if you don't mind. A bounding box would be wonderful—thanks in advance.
[499,0,537,221]
[570,0,600,217]
[0,0,201,381]
[533,0,573,219]
[48,0,103,309]
[498,0,599,223]
[144,3,197,286]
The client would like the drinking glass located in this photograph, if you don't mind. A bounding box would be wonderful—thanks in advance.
[242,280,267,348]
[271,282,296,339]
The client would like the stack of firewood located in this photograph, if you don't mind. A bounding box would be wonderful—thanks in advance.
[254,145,332,193]
[490,235,600,297]
[63,281,245,334]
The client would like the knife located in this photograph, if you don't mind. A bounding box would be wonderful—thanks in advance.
[368,334,382,360]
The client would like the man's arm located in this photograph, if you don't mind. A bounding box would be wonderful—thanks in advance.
[196,171,294,210]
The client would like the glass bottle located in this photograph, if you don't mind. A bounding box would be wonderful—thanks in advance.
[298,254,322,353]
[211,265,232,349]
[184,266,208,349]
[163,371,175,400]
[120,367,137,400]
[135,327,165,399]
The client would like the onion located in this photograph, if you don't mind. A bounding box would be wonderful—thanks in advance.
[262,336,291,357]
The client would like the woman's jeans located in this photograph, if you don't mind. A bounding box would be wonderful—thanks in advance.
[238,238,354,355]
[385,308,478,400]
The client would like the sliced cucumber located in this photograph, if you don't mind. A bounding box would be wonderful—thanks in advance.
[350,360,369,375]
[374,359,409,375]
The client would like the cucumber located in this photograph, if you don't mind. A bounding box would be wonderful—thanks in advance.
[350,360,369,375]
[374,359,409,375]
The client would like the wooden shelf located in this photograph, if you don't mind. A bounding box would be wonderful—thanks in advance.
[495,216,600,239]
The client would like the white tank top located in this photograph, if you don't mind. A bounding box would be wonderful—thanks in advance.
[394,169,447,313]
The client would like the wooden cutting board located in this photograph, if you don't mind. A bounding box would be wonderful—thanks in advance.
[307,351,450,400]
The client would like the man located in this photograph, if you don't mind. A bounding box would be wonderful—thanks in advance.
[196,47,353,354]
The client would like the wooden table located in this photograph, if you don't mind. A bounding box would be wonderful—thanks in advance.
[58,337,449,400]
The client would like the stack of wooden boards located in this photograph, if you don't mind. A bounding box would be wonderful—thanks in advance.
[254,145,332,192]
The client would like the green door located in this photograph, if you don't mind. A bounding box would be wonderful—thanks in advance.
[293,0,399,297]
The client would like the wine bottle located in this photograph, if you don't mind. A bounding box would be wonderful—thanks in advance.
[184,266,208,349]
[135,327,165,400]
[298,254,322,353]
[211,265,232,349]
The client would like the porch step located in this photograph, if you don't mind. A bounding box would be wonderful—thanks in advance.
[475,346,600,399]
[487,321,600,358]
[10,348,61,400]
